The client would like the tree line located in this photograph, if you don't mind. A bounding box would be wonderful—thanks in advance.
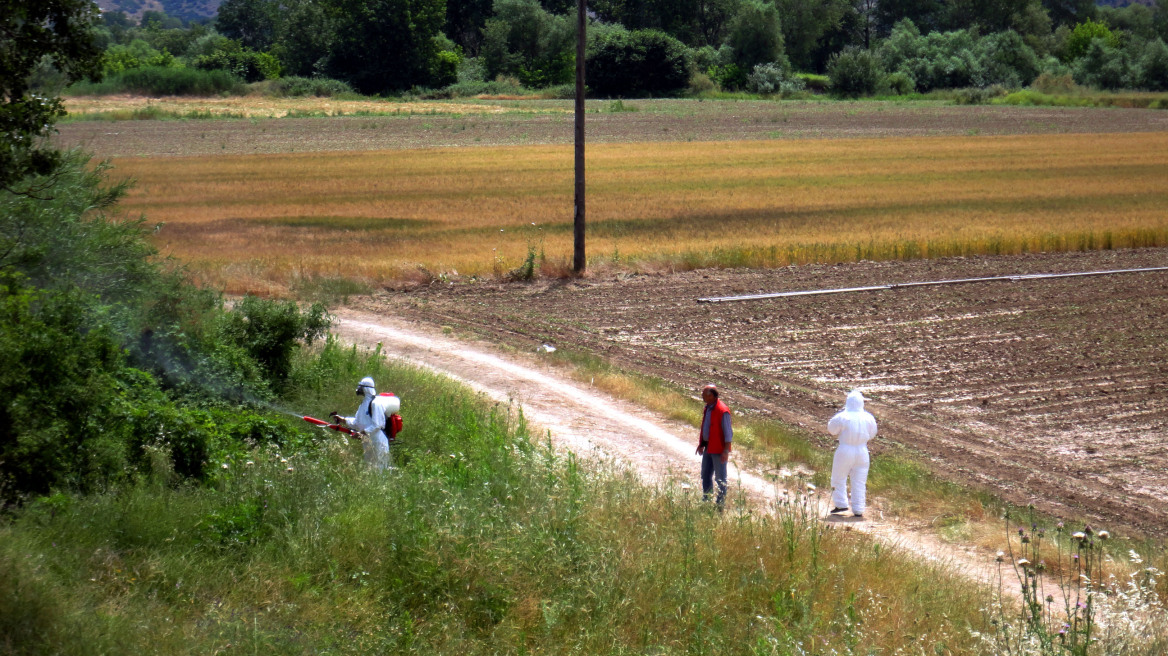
[68,0,1168,97]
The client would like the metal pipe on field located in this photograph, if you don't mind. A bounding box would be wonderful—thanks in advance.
[696,266,1168,303]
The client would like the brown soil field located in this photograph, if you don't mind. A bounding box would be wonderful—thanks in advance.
[353,248,1168,537]
[57,98,1168,157]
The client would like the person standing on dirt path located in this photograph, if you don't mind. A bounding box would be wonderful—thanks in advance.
[696,384,733,508]
[828,390,877,518]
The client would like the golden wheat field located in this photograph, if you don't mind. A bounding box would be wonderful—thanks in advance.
[110,131,1168,294]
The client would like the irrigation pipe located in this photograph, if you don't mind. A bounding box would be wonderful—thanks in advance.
[696,266,1168,303]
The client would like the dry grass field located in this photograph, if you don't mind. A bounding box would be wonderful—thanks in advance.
[64,94,557,119]
[109,131,1168,294]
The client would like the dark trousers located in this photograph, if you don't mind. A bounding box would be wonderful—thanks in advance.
[701,452,728,505]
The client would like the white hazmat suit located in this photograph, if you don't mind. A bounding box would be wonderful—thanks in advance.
[828,390,878,516]
[341,376,400,470]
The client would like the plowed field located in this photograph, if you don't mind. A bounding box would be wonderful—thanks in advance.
[355,248,1168,536]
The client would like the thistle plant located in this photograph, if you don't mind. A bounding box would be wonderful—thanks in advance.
[977,507,1168,655]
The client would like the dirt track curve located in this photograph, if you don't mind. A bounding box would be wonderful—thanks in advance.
[332,309,1007,593]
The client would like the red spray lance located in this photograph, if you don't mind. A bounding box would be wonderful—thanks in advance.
[302,415,362,438]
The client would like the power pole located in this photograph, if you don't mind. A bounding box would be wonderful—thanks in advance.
[573,0,586,274]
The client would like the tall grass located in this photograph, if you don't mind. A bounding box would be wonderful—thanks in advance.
[0,337,1001,654]
[105,132,1168,294]
[66,66,245,97]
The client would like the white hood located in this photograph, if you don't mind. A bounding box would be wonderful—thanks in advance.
[358,376,376,398]
[845,390,866,413]
[828,389,878,446]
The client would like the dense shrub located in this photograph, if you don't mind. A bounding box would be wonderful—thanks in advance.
[978,30,1041,87]
[438,77,530,97]
[879,19,1041,91]
[218,296,329,393]
[885,70,916,94]
[480,0,574,88]
[746,62,805,95]
[0,154,331,504]
[102,39,177,75]
[266,75,354,97]
[725,0,785,74]
[828,47,886,97]
[193,48,281,82]
[75,66,244,96]
[1074,38,1131,89]
[587,29,690,97]
[1063,19,1121,61]
[1133,38,1168,90]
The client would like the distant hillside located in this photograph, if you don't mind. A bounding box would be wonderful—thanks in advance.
[95,0,221,22]
[1096,0,1156,6]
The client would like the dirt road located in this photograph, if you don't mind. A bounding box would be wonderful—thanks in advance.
[332,309,1004,590]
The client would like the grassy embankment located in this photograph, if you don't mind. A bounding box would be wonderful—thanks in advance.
[3,338,1001,655]
[107,131,1168,295]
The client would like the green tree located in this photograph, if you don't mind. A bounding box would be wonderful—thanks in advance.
[776,0,853,72]
[326,0,447,93]
[827,45,884,96]
[1041,0,1096,28]
[1072,37,1130,88]
[1133,37,1168,90]
[587,29,690,96]
[725,0,785,73]
[1063,19,1120,61]
[1157,0,1168,42]
[271,0,335,77]
[0,0,103,194]
[874,0,942,37]
[480,0,574,87]
[445,0,496,52]
[217,0,279,50]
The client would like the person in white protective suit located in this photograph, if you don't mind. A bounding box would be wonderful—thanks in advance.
[333,376,400,470]
[828,390,878,518]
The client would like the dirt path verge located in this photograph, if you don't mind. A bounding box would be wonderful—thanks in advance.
[332,309,1005,591]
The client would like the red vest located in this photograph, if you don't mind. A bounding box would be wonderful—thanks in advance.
[700,400,730,454]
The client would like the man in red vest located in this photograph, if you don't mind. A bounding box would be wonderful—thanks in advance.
[695,384,733,507]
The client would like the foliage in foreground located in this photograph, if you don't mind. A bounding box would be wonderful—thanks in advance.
[0,152,329,505]
[2,339,994,655]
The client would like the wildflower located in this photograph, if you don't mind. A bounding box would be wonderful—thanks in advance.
[286,466,294,472]
[1057,522,1064,530]
[1046,595,1054,603]
[996,551,1005,563]
[805,483,816,491]
[1129,550,1143,564]
[221,463,229,469]
[1022,535,1030,544]
[246,461,254,467]
[1018,558,1031,568]
[1072,531,1086,540]
[1097,530,1109,540]
[1083,525,1093,536]
[1073,554,1080,561]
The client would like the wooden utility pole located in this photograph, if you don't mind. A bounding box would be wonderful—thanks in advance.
[573,0,586,274]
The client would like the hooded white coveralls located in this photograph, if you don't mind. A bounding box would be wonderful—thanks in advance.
[342,377,397,470]
[828,390,878,515]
